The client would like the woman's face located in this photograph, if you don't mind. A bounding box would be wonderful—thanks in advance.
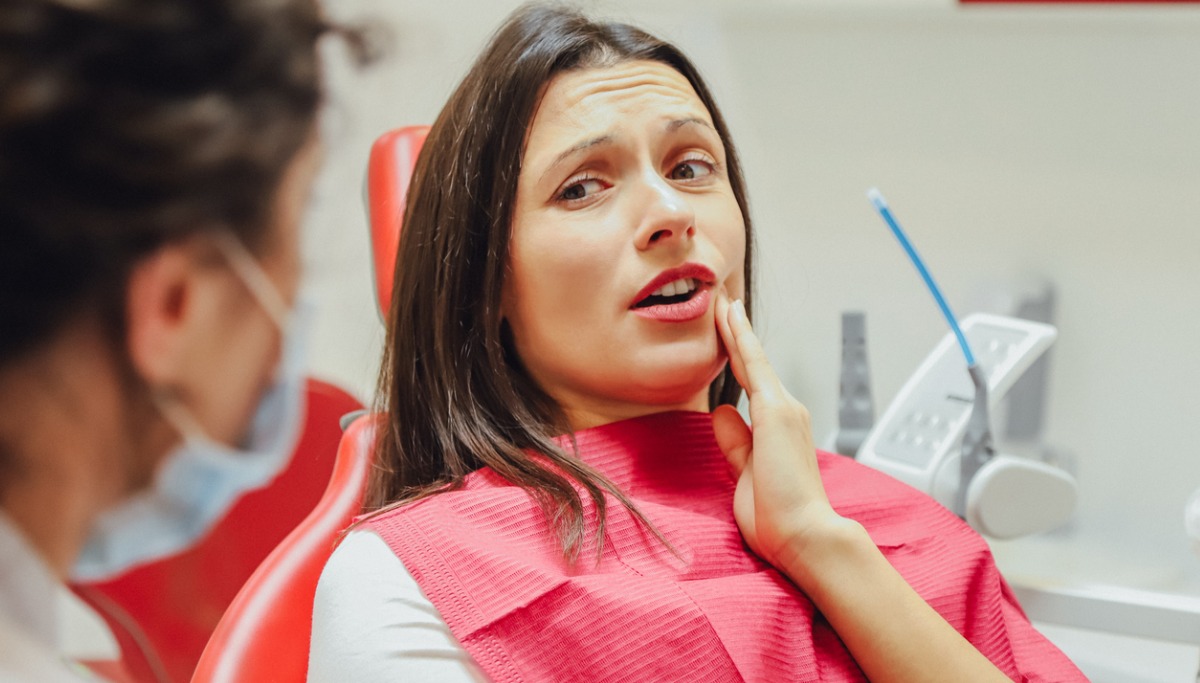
[505,60,746,430]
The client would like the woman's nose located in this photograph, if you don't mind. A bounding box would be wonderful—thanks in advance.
[633,174,696,251]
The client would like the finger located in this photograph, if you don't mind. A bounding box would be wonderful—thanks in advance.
[714,289,749,392]
[727,299,783,400]
[714,287,733,361]
[719,297,750,391]
[712,404,753,477]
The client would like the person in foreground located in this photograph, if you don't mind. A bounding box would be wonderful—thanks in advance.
[0,1,352,679]
[309,4,1085,682]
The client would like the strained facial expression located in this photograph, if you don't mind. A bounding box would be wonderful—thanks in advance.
[505,61,746,428]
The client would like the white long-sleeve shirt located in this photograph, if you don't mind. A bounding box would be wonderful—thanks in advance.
[307,530,490,683]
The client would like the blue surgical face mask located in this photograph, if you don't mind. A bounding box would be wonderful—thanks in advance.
[72,234,310,582]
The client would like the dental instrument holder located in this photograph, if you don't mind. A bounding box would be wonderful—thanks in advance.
[857,314,1077,539]
[956,364,993,517]
[862,188,1074,539]
[835,312,874,458]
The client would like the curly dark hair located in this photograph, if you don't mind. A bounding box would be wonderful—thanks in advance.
[0,0,357,366]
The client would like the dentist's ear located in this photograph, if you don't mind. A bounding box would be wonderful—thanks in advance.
[124,240,221,386]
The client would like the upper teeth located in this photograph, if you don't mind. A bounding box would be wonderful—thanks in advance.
[651,278,699,298]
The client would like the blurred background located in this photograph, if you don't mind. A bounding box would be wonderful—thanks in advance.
[302,1,1200,679]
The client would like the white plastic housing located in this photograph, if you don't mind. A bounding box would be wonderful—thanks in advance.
[857,313,1076,538]
[965,455,1077,539]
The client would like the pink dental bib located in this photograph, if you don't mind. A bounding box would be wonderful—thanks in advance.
[366,411,1083,682]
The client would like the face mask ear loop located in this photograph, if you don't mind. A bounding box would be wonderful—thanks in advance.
[150,387,211,445]
[212,232,292,331]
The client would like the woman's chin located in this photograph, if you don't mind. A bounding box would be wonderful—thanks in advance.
[617,356,727,408]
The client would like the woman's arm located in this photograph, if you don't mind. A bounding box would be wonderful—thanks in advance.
[307,530,490,683]
[712,294,1011,683]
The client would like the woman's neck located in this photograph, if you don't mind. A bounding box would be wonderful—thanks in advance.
[559,391,711,433]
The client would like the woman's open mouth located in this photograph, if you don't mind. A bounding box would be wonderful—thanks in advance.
[634,277,701,308]
[631,265,715,322]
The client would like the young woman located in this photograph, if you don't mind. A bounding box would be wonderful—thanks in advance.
[309,4,1085,682]
[0,1,356,679]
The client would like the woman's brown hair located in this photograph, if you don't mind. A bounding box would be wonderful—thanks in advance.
[368,2,755,561]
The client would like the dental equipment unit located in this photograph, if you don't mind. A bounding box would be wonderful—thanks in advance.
[824,189,1200,680]
[851,188,1077,540]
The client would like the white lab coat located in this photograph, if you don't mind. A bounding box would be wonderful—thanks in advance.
[0,512,97,682]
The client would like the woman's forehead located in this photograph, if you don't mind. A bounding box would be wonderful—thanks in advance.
[548,61,704,113]
[537,61,710,135]
[524,61,714,156]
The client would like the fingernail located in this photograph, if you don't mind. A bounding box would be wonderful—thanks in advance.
[731,299,747,324]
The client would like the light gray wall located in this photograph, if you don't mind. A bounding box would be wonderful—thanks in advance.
[304,1,1200,586]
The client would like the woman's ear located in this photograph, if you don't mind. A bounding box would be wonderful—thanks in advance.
[123,241,215,387]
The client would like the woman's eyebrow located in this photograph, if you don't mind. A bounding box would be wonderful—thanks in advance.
[540,133,615,184]
[537,118,715,185]
[667,117,715,133]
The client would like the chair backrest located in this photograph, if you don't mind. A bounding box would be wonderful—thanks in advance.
[70,378,363,683]
[366,125,430,320]
[188,126,429,682]
[190,414,376,683]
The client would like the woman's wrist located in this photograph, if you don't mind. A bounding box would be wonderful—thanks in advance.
[774,511,1013,682]
[774,512,875,594]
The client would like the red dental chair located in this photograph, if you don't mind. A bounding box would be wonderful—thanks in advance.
[189,125,430,683]
[69,378,364,683]
[188,412,376,683]
[368,125,430,318]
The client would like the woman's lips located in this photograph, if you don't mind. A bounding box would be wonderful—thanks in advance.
[629,263,717,323]
[631,263,716,304]
[631,288,711,322]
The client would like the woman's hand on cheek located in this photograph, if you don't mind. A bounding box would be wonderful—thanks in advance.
[714,296,1012,683]
[711,294,848,578]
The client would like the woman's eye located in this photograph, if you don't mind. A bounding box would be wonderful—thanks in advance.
[557,177,606,202]
[669,159,713,181]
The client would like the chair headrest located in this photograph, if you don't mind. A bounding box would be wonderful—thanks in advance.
[366,126,430,320]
